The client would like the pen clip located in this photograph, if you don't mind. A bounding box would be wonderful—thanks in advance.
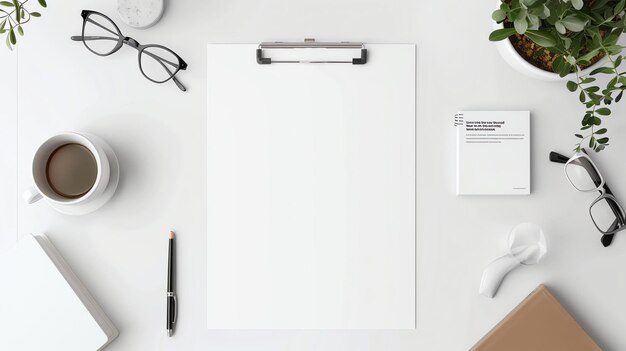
[173,295,177,324]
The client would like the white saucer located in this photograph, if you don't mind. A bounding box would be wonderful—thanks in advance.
[49,141,120,216]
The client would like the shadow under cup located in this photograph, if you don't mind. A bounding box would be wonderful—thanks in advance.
[32,133,110,205]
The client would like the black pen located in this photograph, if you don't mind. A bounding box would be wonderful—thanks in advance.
[166,231,177,337]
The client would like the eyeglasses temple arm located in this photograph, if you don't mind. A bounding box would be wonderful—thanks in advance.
[85,17,121,38]
[601,218,623,247]
[602,233,614,247]
[172,77,186,92]
[142,49,180,69]
[71,35,119,42]
[549,151,570,164]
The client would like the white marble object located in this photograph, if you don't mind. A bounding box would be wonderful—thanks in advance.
[117,0,164,29]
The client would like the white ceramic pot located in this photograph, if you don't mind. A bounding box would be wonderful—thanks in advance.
[492,2,606,81]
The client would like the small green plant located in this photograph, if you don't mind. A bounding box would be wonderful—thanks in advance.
[0,0,47,51]
[490,0,626,152]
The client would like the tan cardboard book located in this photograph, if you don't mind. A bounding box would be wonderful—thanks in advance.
[471,285,601,351]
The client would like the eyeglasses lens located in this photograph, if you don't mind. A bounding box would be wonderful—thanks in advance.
[565,157,602,191]
[590,197,625,233]
[140,46,180,83]
[83,13,120,55]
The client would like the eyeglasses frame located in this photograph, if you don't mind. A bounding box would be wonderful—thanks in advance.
[550,150,626,246]
[70,10,188,91]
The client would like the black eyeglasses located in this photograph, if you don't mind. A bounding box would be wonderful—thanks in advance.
[71,10,187,91]
[550,150,626,247]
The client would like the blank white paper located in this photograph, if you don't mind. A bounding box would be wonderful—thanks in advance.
[207,44,415,329]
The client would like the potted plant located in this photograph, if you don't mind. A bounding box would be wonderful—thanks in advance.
[0,0,48,50]
[490,0,626,152]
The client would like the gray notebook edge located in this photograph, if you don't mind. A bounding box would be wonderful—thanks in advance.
[32,234,119,348]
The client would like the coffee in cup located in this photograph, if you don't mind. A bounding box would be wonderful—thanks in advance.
[23,132,112,208]
[46,143,99,199]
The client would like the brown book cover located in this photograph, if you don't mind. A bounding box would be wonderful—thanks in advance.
[471,285,601,351]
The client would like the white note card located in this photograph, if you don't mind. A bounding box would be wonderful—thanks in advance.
[207,44,416,329]
[455,111,530,195]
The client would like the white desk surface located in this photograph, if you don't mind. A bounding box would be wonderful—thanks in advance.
[2,0,626,350]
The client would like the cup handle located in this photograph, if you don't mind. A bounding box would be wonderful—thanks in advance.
[23,186,43,204]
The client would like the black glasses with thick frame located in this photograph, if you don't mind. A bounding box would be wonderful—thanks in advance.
[550,150,626,247]
[71,10,187,91]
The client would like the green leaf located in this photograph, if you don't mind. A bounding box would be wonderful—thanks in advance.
[9,28,15,45]
[0,18,6,32]
[559,62,573,77]
[603,33,620,46]
[597,137,610,144]
[596,128,608,134]
[596,107,611,115]
[562,37,572,50]
[617,90,623,102]
[555,21,566,34]
[37,0,47,8]
[575,134,584,138]
[567,80,578,91]
[581,77,596,84]
[489,28,516,41]
[561,15,588,32]
[590,66,614,75]
[527,14,540,29]
[571,0,584,10]
[514,19,528,34]
[615,0,625,16]
[525,30,557,47]
[589,136,596,148]
[30,11,41,17]
[5,32,12,50]
[17,25,22,36]
[0,1,13,6]
[492,9,506,22]
[577,49,601,63]
[553,56,566,74]
[13,0,19,22]
[592,0,612,10]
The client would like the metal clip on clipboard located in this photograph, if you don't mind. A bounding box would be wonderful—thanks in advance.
[256,38,367,65]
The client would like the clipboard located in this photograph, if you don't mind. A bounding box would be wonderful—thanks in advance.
[206,40,416,329]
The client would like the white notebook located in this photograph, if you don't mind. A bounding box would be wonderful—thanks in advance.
[207,44,415,329]
[0,234,118,351]
[455,111,530,195]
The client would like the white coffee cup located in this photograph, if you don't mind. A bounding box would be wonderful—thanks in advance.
[23,132,111,206]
